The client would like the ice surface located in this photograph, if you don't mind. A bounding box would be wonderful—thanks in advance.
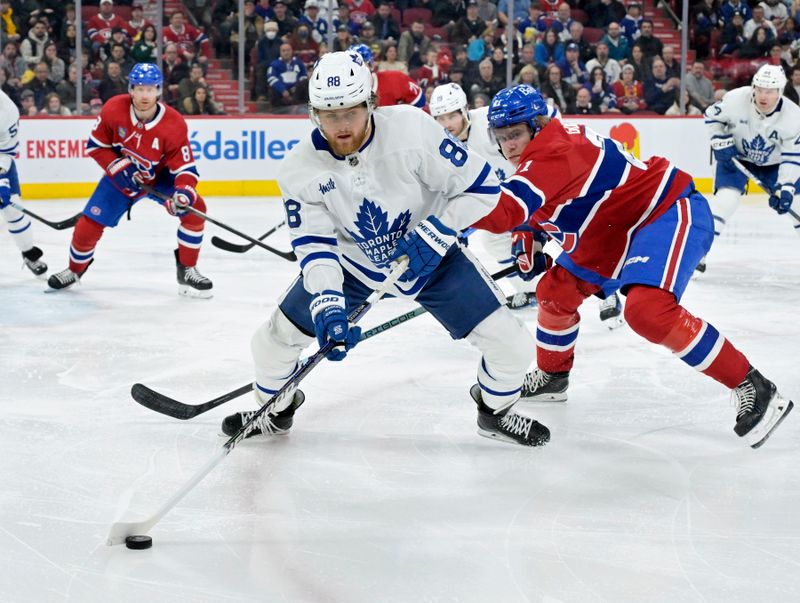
[1,196,799,603]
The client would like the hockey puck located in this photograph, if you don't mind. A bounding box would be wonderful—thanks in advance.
[125,535,152,550]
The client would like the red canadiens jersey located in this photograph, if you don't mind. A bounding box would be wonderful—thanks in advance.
[163,24,210,58]
[86,95,199,189]
[475,120,694,286]
[86,14,136,44]
[375,71,425,108]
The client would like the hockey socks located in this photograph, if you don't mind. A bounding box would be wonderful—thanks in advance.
[68,216,105,274]
[176,196,206,267]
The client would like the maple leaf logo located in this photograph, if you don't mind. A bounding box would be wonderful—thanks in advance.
[741,134,776,165]
[346,198,411,267]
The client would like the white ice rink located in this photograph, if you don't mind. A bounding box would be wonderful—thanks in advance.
[2,196,799,603]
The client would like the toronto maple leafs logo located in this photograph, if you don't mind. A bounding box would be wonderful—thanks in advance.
[345,198,411,267]
[741,134,775,165]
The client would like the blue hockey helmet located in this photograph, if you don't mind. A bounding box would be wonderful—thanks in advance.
[349,43,374,67]
[487,85,549,132]
[128,63,163,92]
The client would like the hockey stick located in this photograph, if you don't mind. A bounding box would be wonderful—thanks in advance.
[106,258,408,546]
[7,200,81,230]
[140,184,297,261]
[731,158,800,224]
[211,220,287,253]
[131,264,519,420]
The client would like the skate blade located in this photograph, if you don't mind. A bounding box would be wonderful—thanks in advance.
[519,392,568,403]
[602,315,625,330]
[178,285,213,299]
[748,399,794,449]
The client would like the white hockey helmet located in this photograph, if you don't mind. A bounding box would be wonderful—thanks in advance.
[308,51,375,128]
[430,83,469,118]
[751,64,787,91]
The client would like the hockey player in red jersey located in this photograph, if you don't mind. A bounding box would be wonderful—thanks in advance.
[474,84,793,448]
[349,44,425,108]
[47,63,213,298]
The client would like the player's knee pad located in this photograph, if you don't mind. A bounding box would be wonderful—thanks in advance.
[251,308,313,376]
[536,266,596,330]
[72,216,105,250]
[710,187,741,235]
[624,285,684,346]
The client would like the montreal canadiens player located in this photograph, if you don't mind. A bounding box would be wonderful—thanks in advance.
[221,51,549,447]
[473,84,793,449]
[349,44,425,108]
[0,89,47,277]
[47,63,213,297]
[700,64,800,271]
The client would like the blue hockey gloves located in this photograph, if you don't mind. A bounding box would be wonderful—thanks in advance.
[511,225,551,281]
[768,184,795,215]
[390,215,457,282]
[0,170,11,207]
[166,185,197,216]
[309,290,361,361]
[107,157,142,197]
[710,136,737,169]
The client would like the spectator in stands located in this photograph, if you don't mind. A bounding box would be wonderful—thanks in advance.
[661,45,680,79]
[510,63,536,87]
[517,2,546,44]
[334,3,361,37]
[497,0,527,28]
[644,56,680,114]
[418,48,448,90]
[535,28,564,70]
[229,0,264,76]
[553,3,575,43]
[470,91,489,108]
[571,87,601,114]
[24,61,56,109]
[290,23,320,68]
[100,27,131,63]
[183,84,223,115]
[513,43,537,77]
[586,41,621,84]
[255,21,282,100]
[399,19,431,70]
[586,0,626,29]
[87,97,102,116]
[164,10,210,66]
[346,0,376,26]
[636,20,663,59]
[466,57,504,103]
[785,65,800,105]
[744,5,777,40]
[377,41,408,72]
[541,63,575,113]
[128,4,152,38]
[452,0,486,46]
[333,23,356,51]
[0,66,19,107]
[132,24,158,63]
[19,88,37,116]
[431,0,464,28]
[162,43,189,105]
[56,63,91,113]
[740,26,772,57]
[87,0,135,54]
[613,63,646,113]
[20,19,49,68]
[106,43,134,77]
[42,42,64,85]
[475,0,497,25]
[557,42,588,91]
[98,61,127,102]
[178,63,207,105]
[693,0,721,59]
[585,65,619,112]
[0,41,26,88]
[768,42,793,75]
[254,0,275,22]
[665,89,702,116]
[488,44,506,74]
[0,0,21,43]
[685,60,715,111]
[760,0,788,31]
[566,22,593,64]
[719,10,747,55]
[40,91,70,115]
[267,42,308,106]
[620,1,642,44]
[58,23,78,65]
[370,1,400,40]
[628,43,650,81]
[720,0,752,25]
[601,21,629,63]
[358,21,381,52]
[301,0,328,44]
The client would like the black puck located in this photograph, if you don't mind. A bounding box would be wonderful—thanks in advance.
[125,535,153,550]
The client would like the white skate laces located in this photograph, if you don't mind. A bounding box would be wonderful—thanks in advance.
[499,411,534,438]
[733,379,757,419]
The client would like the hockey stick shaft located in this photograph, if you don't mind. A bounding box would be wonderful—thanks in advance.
[9,200,81,230]
[140,184,297,261]
[732,158,800,223]
[211,220,287,253]
[130,263,519,419]
[107,259,408,546]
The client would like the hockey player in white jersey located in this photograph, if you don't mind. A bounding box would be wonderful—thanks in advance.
[0,89,47,277]
[701,64,800,270]
[221,51,549,447]
[429,82,624,328]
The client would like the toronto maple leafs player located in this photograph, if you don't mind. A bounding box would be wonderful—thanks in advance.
[221,51,549,447]
[0,88,47,277]
[701,64,800,270]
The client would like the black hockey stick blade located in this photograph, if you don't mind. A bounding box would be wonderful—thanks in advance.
[211,220,287,254]
[131,382,254,420]
[17,204,81,230]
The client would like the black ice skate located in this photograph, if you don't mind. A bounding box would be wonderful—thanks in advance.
[695,256,707,273]
[221,390,306,438]
[471,385,549,447]
[599,292,624,330]
[47,259,91,291]
[507,291,538,310]
[732,367,793,449]
[520,368,570,401]
[22,246,47,277]
[175,249,213,298]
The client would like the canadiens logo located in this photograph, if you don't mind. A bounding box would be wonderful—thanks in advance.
[741,134,775,165]
[90,206,101,216]
[541,222,578,253]
[118,126,127,138]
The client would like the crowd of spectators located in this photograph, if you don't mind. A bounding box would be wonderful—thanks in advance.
[0,0,797,117]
